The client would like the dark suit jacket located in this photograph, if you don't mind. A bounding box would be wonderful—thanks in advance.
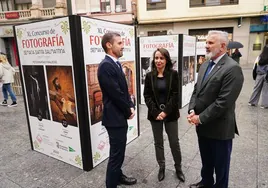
[97,55,134,127]
[144,69,180,122]
[188,54,244,140]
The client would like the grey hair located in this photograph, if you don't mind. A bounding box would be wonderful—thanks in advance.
[208,30,229,47]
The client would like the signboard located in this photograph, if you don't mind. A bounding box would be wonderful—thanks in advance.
[181,35,196,107]
[139,35,179,104]
[80,17,139,167]
[15,17,83,169]
[253,43,262,51]
[5,12,20,19]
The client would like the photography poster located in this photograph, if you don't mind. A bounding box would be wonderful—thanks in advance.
[139,35,179,104]
[15,17,83,169]
[80,17,138,167]
[181,35,196,107]
[196,41,206,82]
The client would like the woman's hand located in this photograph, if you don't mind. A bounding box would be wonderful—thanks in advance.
[156,112,167,120]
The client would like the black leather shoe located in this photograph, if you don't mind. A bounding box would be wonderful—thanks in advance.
[176,169,185,182]
[189,181,206,188]
[119,174,137,185]
[158,167,165,181]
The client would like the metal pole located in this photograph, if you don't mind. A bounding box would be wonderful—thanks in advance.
[66,0,72,15]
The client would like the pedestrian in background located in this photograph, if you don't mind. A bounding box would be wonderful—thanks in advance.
[187,30,244,188]
[97,32,137,188]
[0,54,17,107]
[248,45,268,109]
[231,48,242,64]
[143,48,185,182]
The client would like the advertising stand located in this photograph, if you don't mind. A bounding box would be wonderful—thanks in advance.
[138,34,196,108]
[14,16,139,171]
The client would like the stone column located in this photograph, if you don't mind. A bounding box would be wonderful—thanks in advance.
[30,0,43,19]
[55,0,67,16]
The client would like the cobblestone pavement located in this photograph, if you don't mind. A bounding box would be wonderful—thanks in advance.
[0,68,267,188]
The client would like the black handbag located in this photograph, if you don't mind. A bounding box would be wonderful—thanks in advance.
[252,63,257,80]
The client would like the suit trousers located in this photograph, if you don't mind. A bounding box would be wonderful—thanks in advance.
[150,120,182,170]
[198,136,232,188]
[105,126,128,188]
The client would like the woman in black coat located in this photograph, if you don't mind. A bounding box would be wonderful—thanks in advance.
[143,48,185,182]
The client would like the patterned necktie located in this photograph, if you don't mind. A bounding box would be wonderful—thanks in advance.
[115,61,122,71]
[203,61,215,81]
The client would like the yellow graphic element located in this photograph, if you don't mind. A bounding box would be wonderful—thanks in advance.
[4,28,13,36]
[93,152,101,163]
[75,155,82,166]
[58,21,69,34]
[133,128,137,136]
[129,29,134,38]
[16,28,24,39]
[173,36,178,42]
[34,140,40,149]
[82,21,91,34]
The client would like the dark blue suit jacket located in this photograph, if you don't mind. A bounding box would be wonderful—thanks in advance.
[97,55,134,127]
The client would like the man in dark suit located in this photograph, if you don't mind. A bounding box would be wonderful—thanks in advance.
[187,30,244,188]
[97,32,137,188]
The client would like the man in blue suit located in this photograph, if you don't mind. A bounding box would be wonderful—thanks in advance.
[98,32,137,188]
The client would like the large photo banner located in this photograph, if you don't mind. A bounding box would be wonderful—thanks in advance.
[15,17,83,169]
[196,41,206,81]
[181,35,196,107]
[80,17,138,167]
[139,35,179,104]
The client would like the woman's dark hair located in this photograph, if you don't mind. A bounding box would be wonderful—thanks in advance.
[258,45,268,66]
[151,48,173,73]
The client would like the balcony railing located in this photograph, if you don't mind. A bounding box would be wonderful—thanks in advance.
[190,0,238,7]
[40,8,55,17]
[0,10,31,20]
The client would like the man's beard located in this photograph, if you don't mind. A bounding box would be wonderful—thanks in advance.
[206,49,220,59]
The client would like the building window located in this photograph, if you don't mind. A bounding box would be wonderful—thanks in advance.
[0,0,13,11]
[147,0,166,11]
[190,0,238,7]
[100,0,111,13]
[115,0,126,12]
[15,3,31,10]
[148,30,167,36]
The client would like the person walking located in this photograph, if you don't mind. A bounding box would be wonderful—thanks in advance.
[248,45,268,109]
[143,48,185,182]
[231,48,242,64]
[97,32,137,188]
[0,54,17,107]
[187,30,244,188]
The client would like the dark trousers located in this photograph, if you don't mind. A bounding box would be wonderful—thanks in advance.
[105,126,128,188]
[150,120,182,170]
[198,136,233,188]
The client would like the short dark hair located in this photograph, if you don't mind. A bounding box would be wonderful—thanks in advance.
[101,32,121,53]
[151,48,173,72]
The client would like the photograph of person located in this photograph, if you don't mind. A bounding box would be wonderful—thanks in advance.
[23,65,50,121]
[86,64,103,125]
[182,56,189,85]
[197,55,206,73]
[141,57,151,85]
[122,61,136,108]
[46,66,77,127]
[171,57,178,70]
[189,56,195,82]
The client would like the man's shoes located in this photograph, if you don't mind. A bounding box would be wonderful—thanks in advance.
[176,169,185,182]
[248,103,256,106]
[260,106,268,109]
[8,101,17,107]
[158,167,165,181]
[1,100,7,106]
[119,174,137,185]
[189,181,206,188]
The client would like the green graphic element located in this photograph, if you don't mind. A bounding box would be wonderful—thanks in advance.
[69,146,75,152]
[93,152,101,163]
[16,28,23,39]
[128,125,134,132]
[75,155,82,166]
[82,21,91,34]
[60,21,69,34]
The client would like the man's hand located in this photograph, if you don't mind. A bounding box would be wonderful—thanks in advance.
[128,108,135,119]
[187,111,195,124]
[189,115,201,126]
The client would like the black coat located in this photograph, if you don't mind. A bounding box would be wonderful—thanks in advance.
[144,69,180,122]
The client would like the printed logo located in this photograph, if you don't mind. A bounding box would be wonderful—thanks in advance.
[97,141,105,151]
[36,135,42,143]
[69,146,75,152]
[56,142,68,151]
